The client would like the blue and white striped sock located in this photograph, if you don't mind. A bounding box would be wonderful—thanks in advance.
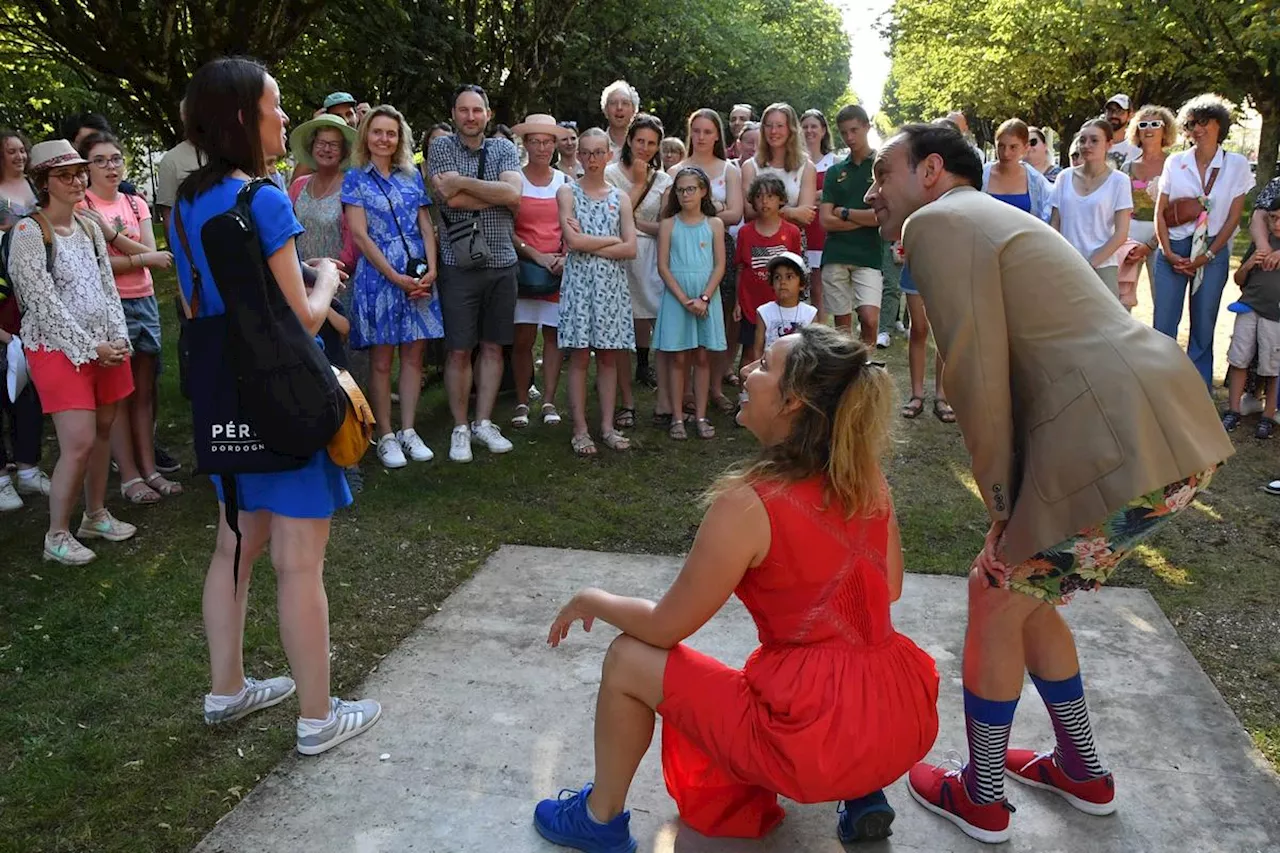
[1032,672,1106,781]
[962,689,1019,804]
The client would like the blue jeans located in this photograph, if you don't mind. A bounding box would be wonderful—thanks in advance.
[1153,235,1231,387]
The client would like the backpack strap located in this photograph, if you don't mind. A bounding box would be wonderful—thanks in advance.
[171,200,203,319]
[29,211,57,274]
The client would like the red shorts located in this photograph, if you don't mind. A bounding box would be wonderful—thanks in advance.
[26,347,134,413]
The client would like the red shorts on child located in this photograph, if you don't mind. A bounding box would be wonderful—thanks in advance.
[26,347,134,413]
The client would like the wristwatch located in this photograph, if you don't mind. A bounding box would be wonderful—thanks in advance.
[698,294,710,304]
[840,207,850,222]
[1205,249,1216,262]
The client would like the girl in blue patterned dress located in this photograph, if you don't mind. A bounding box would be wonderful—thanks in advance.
[556,129,638,456]
[654,166,727,440]
[342,105,441,469]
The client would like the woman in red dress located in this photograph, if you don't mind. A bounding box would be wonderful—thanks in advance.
[535,324,940,851]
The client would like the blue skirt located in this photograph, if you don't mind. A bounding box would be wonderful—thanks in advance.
[212,450,352,519]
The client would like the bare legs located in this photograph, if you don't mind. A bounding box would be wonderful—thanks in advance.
[905,294,945,401]
[48,404,116,535]
[515,325,565,410]
[668,349,710,423]
[585,635,669,821]
[446,342,504,426]
[568,348,624,438]
[856,304,880,348]
[110,353,170,493]
[203,508,334,720]
[396,341,426,432]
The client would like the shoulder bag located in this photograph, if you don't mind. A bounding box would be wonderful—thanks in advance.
[1162,167,1219,228]
[442,142,493,270]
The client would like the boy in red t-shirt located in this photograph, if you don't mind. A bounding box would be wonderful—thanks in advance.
[735,174,802,369]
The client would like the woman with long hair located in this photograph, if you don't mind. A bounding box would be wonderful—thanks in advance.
[1022,126,1061,183]
[534,326,938,849]
[981,119,1053,220]
[8,140,135,562]
[800,109,834,315]
[0,129,37,230]
[740,103,817,235]
[172,57,379,753]
[1050,118,1132,298]
[77,131,180,505]
[604,114,671,427]
[668,108,743,413]
[343,104,441,469]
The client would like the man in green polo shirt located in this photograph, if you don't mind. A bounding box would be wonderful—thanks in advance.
[819,104,884,345]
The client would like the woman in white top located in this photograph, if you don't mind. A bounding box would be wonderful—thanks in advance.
[741,103,816,234]
[0,130,37,230]
[800,109,835,317]
[1119,105,1176,303]
[1049,119,1132,298]
[667,108,743,412]
[1153,94,1253,387]
[604,114,672,428]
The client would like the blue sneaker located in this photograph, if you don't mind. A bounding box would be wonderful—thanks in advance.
[533,783,637,853]
[837,789,895,843]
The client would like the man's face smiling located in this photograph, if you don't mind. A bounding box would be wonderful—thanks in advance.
[865,137,925,242]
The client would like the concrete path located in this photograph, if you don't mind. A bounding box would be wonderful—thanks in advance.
[196,545,1280,853]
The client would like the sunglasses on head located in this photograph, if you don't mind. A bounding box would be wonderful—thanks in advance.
[1137,119,1164,130]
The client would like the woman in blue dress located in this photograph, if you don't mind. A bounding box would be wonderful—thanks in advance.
[342,105,441,470]
[171,57,380,755]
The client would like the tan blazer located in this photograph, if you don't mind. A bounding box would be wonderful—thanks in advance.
[903,186,1232,565]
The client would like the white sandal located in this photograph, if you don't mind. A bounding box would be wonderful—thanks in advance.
[541,403,562,425]
[511,404,530,429]
[145,472,183,496]
[120,477,161,504]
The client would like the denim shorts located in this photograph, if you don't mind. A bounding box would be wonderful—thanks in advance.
[122,295,162,355]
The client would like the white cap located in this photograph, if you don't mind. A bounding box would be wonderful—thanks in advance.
[1105,94,1131,110]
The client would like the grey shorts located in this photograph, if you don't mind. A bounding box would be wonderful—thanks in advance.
[1228,311,1280,376]
[438,263,518,351]
[122,295,162,355]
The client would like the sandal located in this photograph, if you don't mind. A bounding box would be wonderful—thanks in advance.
[652,411,673,429]
[696,418,715,440]
[724,372,740,387]
[613,407,636,429]
[901,396,925,419]
[933,398,957,424]
[711,395,736,415]
[144,472,183,497]
[1256,417,1276,440]
[571,432,597,457]
[601,431,631,451]
[511,404,530,429]
[1221,410,1242,431]
[683,400,696,416]
[542,403,562,425]
[120,477,161,504]
[669,420,688,441]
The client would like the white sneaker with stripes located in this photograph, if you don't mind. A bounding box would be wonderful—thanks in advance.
[296,696,382,755]
[204,675,297,725]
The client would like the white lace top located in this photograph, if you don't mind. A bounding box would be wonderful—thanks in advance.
[10,215,128,366]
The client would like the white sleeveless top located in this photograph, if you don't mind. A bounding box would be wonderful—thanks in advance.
[757,163,804,206]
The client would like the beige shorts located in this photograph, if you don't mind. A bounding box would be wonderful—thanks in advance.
[820,264,883,318]
[1227,311,1280,376]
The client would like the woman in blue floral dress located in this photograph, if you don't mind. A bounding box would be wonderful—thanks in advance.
[556,129,637,456]
[342,105,442,470]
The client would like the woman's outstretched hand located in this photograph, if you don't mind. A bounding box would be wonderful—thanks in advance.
[548,588,602,648]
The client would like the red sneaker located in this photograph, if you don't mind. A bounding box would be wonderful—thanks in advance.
[907,761,1014,844]
[1005,749,1116,815]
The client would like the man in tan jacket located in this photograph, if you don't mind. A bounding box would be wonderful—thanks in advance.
[865,123,1232,844]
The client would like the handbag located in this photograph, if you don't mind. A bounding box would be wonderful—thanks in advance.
[442,142,493,270]
[517,258,560,297]
[1162,167,1218,228]
[370,170,430,279]
[327,367,376,467]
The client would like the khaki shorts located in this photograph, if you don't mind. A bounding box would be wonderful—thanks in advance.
[820,264,883,318]
[1227,311,1280,376]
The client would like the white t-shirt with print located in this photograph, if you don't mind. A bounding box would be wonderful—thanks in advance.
[757,300,819,349]
[1050,168,1133,267]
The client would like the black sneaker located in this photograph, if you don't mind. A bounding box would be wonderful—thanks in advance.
[837,789,895,843]
[155,445,182,474]
[1220,410,1242,432]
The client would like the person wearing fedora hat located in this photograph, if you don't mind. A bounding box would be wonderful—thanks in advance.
[510,114,572,429]
[8,138,136,561]
[288,114,359,271]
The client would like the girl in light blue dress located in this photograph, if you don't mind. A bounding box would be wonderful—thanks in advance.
[654,166,726,440]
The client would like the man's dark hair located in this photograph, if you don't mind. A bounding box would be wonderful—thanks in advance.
[60,112,112,143]
[896,122,982,189]
[451,84,489,110]
[836,105,870,126]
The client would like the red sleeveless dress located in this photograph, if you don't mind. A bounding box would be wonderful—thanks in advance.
[656,476,940,838]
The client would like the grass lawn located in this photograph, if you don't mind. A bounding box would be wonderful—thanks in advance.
[2,257,1278,852]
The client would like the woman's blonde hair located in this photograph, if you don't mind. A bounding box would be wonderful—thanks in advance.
[1125,104,1177,149]
[755,102,805,174]
[710,325,893,516]
[353,105,416,175]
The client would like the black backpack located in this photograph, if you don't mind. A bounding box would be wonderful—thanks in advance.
[0,212,101,310]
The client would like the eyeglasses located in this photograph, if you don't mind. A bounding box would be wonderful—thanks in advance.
[89,155,124,168]
[524,137,556,148]
[312,140,343,152]
[581,149,609,160]
[50,169,90,185]
[1183,117,1209,131]
[675,185,701,196]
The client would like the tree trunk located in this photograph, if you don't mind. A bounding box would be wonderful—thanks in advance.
[1253,91,1279,194]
